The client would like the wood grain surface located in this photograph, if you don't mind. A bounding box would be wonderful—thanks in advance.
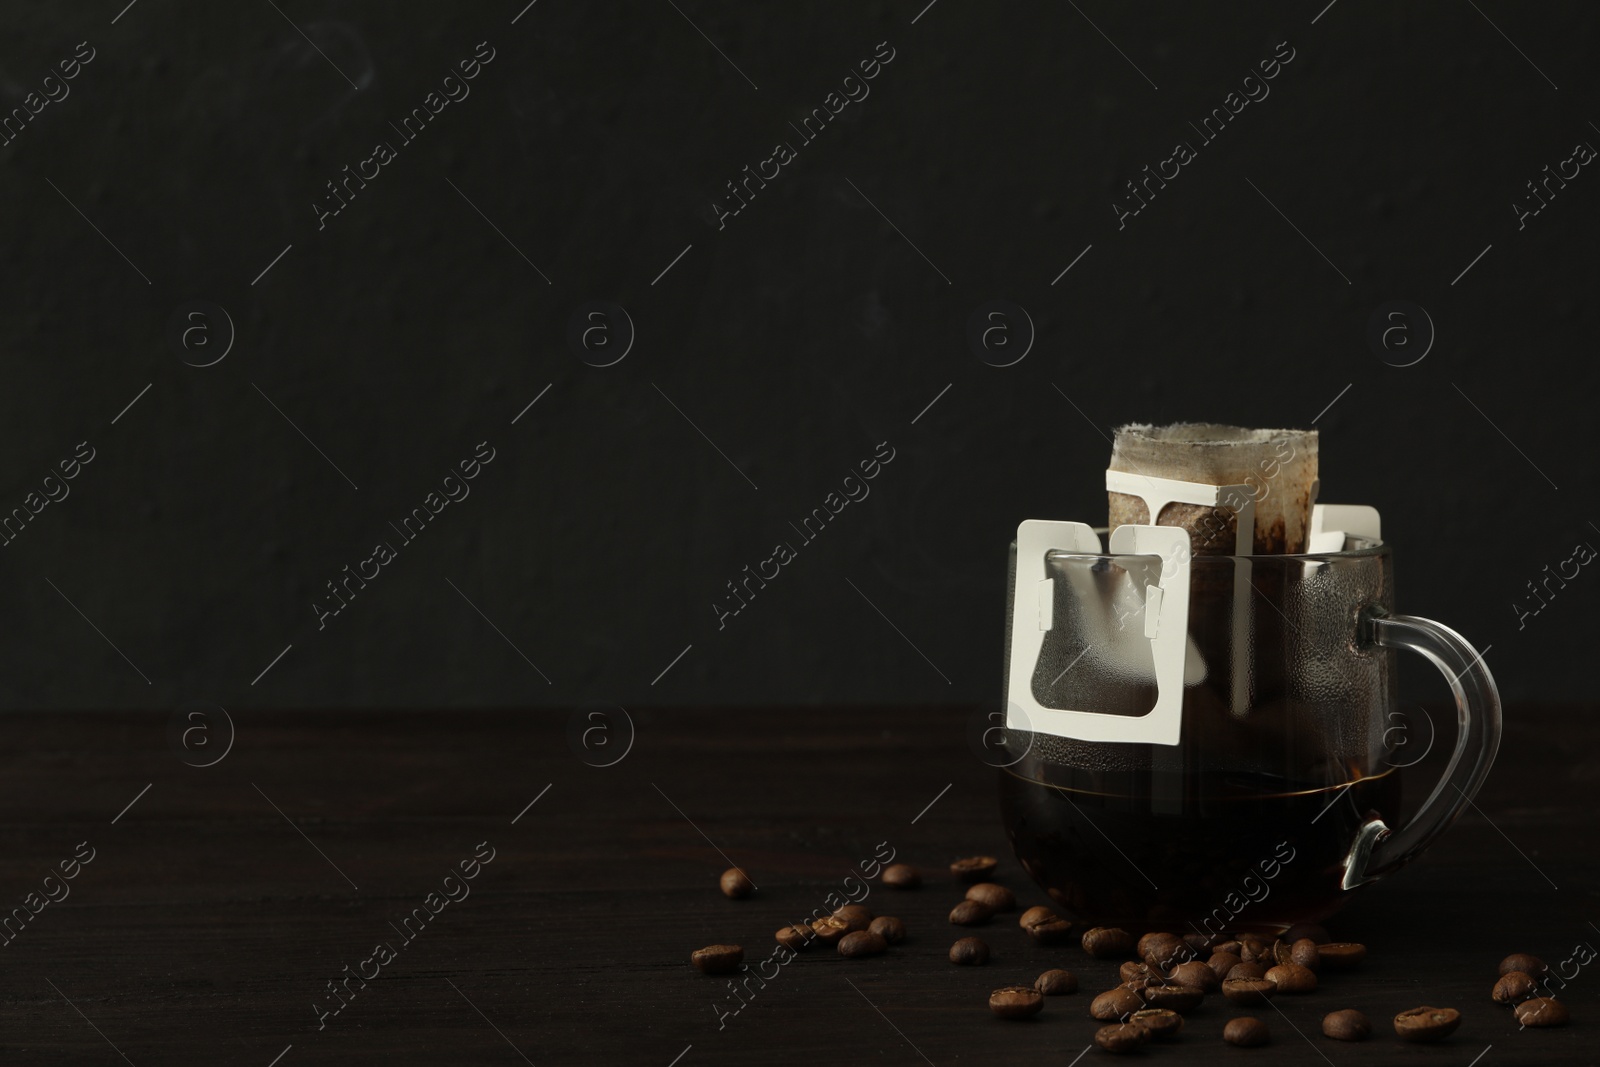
[0,704,1590,1065]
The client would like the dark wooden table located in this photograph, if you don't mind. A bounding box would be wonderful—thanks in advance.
[0,705,1592,1065]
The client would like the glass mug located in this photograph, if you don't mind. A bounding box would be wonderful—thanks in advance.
[998,533,1500,933]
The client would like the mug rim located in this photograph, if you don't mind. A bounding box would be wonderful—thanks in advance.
[1067,529,1388,563]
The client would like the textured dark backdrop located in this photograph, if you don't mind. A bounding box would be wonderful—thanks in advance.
[1,0,1594,709]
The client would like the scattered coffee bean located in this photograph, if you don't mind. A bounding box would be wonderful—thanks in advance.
[1238,937,1274,964]
[1095,1022,1150,1054]
[1137,931,1174,957]
[839,930,887,959]
[1215,940,1242,956]
[949,936,989,966]
[1514,997,1569,1028]
[719,868,754,899]
[1025,914,1074,945]
[1208,952,1243,981]
[1227,962,1270,982]
[990,985,1044,1020]
[1091,987,1146,1021]
[869,916,906,944]
[1121,977,1159,995]
[1120,961,1160,984]
[1018,905,1056,929]
[1143,984,1205,1014]
[1223,1016,1270,1047]
[692,944,744,974]
[950,855,998,883]
[1131,1007,1184,1040]
[881,863,921,889]
[1171,960,1219,991]
[1283,922,1331,945]
[1322,1009,1370,1041]
[1264,963,1317,994]
[1184,931,1218,954]
[1499,952,1547,977]
[775,924,813,951]
[1083,927,1136,959]
[949,899,996,927]
[1492,971,1536,1004]
[1393,1006,1461,1042]
[810,916,850,944]
[966,882,1015,912]
[1036,969,1079,995]
[833,904,874,932]
[1221,978,1276,1005]
[1316,942,1367,970]
[1290,938,1321,971]
[1142,933,1190,970]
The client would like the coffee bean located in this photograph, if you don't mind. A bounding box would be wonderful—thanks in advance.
[1120,977,1159,994]
[1208,952,1242,981]
[1322,1009,1370,1041]
[1184,932,1219,954]
[1316,942,1367,970]
[1120,961,1160,984]
[1035,969,1078,995]
[881,863,921,889]
[965,882,1015,912]
[1223,1016,1270,1047]
[869,916,906,944]
[832,904,874,932]
[1227,962,1270,981]
[1393,1006,1462,1042]
[839,930,887,959]
[1018,905,1056,929]
[810,916,850,944]
[1094,1022,1150,1053]
[1090,987,1146,1021]
[949,899,995,927]
[719,867,754,899]
[949,936,989,966]
[1492,970,1536,1004]
[1499,952,1547,977]
[691,944,744,974]
[1514,997,1569,1028]
[1284,922,1331,945]
[989,985,1044,1020]
[950,855,998,883]
[1130,1007,1184,1040]
[1143,984,1205,1014]
[1024,914,1073,945]
[1170,960,1219,991]
[1142,933,1189,970]
[1215,940,1242,956]
[1290,938,1320,971]
[1082,927,1136,959]
[775,924,813,950]
[1137,931,1174,957]
[1238,937,1274,964]
[1264,963,1317,994]
[1221,978,1276,1005]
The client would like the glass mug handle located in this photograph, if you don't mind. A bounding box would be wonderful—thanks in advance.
[1341,612,1503,889]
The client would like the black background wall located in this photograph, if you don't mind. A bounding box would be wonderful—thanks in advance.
[1,1,1594,710]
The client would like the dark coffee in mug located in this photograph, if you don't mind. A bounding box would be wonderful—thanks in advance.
[1000,763,1402,932]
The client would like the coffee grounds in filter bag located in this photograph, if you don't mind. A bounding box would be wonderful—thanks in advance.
[1104,423,1318,712]
[1102,423,1337,782]
[1107,423,1318,555]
